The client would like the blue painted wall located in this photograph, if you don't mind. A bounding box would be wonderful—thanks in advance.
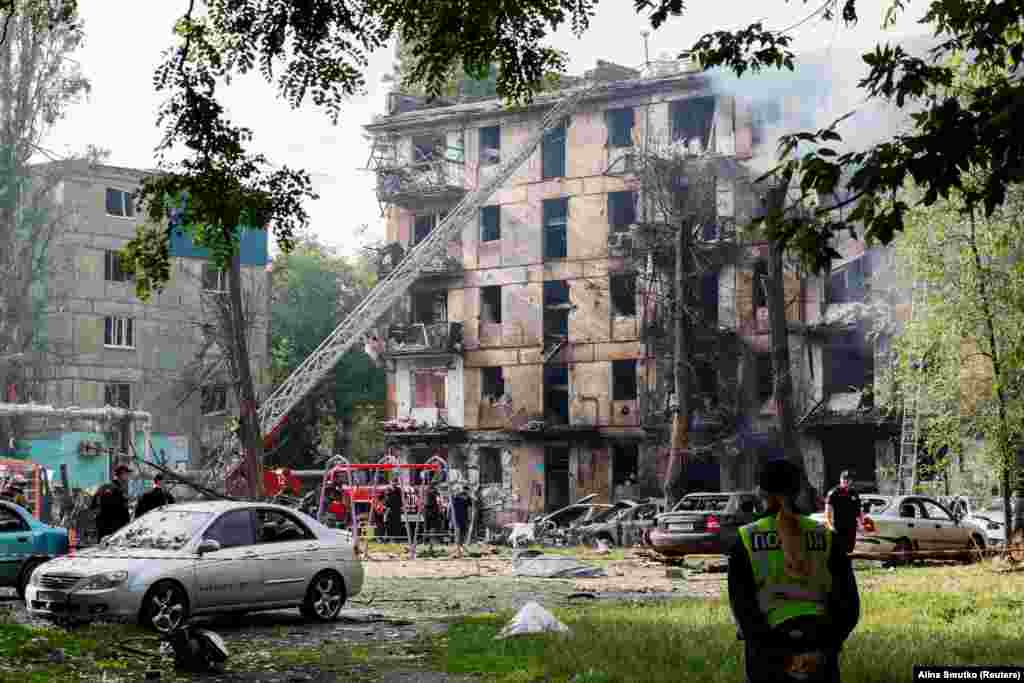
[169,226,269,265]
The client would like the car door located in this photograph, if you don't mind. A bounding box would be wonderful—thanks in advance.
[253,508,322,603]
[892,498,927,548]
[920,499,968,549]
[193,509,265,609]
[0,504,32,586]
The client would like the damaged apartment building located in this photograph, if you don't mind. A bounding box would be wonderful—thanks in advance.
[363,58,895,528]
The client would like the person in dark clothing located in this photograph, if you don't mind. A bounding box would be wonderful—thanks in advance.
[423,485,442,535]
[92,464,133,541]
[728,460,860,683]
[134,473,176,518]
[373,492,388,539]
[825,471,863,554]
[450,486,471,558]
[385,482,404,539]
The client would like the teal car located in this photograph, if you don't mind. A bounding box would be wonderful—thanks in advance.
[1,500,69,598]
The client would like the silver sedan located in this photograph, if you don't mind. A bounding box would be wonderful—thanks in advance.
[24,501,364,632]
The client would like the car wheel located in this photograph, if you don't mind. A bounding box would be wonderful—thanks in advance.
[16,558,46,600]
[301,571,346,622]
[140,581,190,633]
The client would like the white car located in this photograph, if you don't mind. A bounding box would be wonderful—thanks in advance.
[25,501,363,632]
[856,495,989,556]
[810,495,892,527]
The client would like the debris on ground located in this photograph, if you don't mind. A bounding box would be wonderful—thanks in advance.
[495,602,569,639]
[511,551,608,579]
[595,539,611,555]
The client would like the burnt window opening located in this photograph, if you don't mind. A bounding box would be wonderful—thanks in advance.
[695,362,719,409]
[543,197,568,260]
[104,382,131,409]
[825,331,875,403]
[606,107,635,148]
[542,123,567,179]
[610,274,637,317]
[411,290,447,324]
[828,254,873,304]
[700,270,719,326]
[478,447,503,484]
[612,443,639,486]
[544,281,571,338]
[671,97,715,149]
[544,365,570,424]
[413,369,447,409]
[612,360,638,401]
[413,214,436,246]
[480,205,501,242]
[608,190,637,231]
[201,385,228,414]
[412,135,445,163]
[756,355,774,402]
[480,286,502,324]
[479,126,501,165]
[482,366,505,400]
[752,261,768,310]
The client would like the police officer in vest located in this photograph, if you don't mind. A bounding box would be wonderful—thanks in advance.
[728,459,860,682]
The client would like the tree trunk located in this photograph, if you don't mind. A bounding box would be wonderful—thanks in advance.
[228,250,263,498]
[664,223,692,507]
[764,181,814,513]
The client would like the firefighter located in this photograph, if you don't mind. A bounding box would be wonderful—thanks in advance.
[728,459,860,682]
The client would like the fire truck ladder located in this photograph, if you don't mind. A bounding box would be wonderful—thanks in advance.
[242,82,596,468]
[896,281,929,495]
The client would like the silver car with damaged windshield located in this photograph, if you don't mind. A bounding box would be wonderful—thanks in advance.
[24,501,364,632]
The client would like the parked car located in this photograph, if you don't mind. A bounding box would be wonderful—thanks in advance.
[25,501,363,632]
[503,494,612,547]
[576,499,664,547]
[649,491,763,557]
[856,495,989,557]
[942,497,1008,547]
[0,500,69,599]
[810,495,892,527]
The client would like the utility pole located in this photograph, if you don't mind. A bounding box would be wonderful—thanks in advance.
[665,208,693,507]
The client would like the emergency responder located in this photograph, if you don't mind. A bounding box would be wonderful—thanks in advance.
[728,459,860,682]
[134,473,175,518]
[825,470,862,554]
[92,464,132,541]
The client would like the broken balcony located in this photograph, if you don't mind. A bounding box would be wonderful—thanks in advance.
[375,159,467,209]
[384,321,465,357]
[377,241,463,280]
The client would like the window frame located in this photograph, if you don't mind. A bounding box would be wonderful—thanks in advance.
[413,213,437,246]
[542,197,569,260]
[481,366,505,400]
[479,126,501,165]
[541,123,567,180]
[609,273,637,318]
[104,316,135,350]
[105,188,136,219]
[104,382,132,409]
[607,190,637,231]
[413,369,447,410]
[253,507,316,544]
[606,107,635,148]
[480,286,503,324]
[104,250,132,283]
[202,509,257,549]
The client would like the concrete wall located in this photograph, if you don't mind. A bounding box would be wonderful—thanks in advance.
[38,165,271,465]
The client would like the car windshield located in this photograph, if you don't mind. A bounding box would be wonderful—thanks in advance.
[673,496,730,512]
[589,506,628,524]
[863,498,890,515]
[103,510,214,550]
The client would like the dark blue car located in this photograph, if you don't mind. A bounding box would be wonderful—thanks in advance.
[0,500,69,598]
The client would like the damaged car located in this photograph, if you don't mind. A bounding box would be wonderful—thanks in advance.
[649,492,762,557]
[502,494,611,547]
[575,499,664,547]
[856,495,990,557]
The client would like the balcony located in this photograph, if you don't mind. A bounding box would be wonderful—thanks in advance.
[375,159,467,209]
[377,242,463,280]
[384,322,464,357]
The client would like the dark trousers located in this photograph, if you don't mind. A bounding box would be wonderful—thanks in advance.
[836,527,856,554]
[743,616,842,683]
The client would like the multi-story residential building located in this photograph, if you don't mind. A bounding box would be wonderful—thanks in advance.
[364,58,893,528]
[13,162,271,490]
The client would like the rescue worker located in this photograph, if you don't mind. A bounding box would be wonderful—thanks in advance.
[92,464,132,541]
[134,473,175,518]
[728,459,860,682]
[385,481,404,539]
[824,471,862,554]
[450,485,471,558]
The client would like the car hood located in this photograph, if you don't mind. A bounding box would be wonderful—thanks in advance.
[41,549,192,574]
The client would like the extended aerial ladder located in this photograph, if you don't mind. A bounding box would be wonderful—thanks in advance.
[896,281,929,495]
[211,80,598,492]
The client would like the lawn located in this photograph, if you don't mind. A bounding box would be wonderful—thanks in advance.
[431,562,1024,683]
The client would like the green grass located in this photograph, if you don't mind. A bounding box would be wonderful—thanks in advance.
[430,563,1024,683]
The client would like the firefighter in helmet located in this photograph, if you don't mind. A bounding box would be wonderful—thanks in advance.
[727,459,860,682]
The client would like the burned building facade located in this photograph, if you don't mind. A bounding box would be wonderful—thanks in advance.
[364,60,890,527]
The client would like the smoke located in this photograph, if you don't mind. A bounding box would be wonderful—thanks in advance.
[706,33,938,177]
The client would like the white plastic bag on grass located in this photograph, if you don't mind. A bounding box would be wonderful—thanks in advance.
[495,601,570,640]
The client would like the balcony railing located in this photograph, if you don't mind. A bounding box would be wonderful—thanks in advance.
[375,159,467,208]
[384,321,464,356]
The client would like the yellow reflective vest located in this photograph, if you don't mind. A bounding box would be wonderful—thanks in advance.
[738,514,833,628]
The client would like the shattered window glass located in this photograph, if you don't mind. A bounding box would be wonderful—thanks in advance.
[673,495,730,512]
[103,510,213,550]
